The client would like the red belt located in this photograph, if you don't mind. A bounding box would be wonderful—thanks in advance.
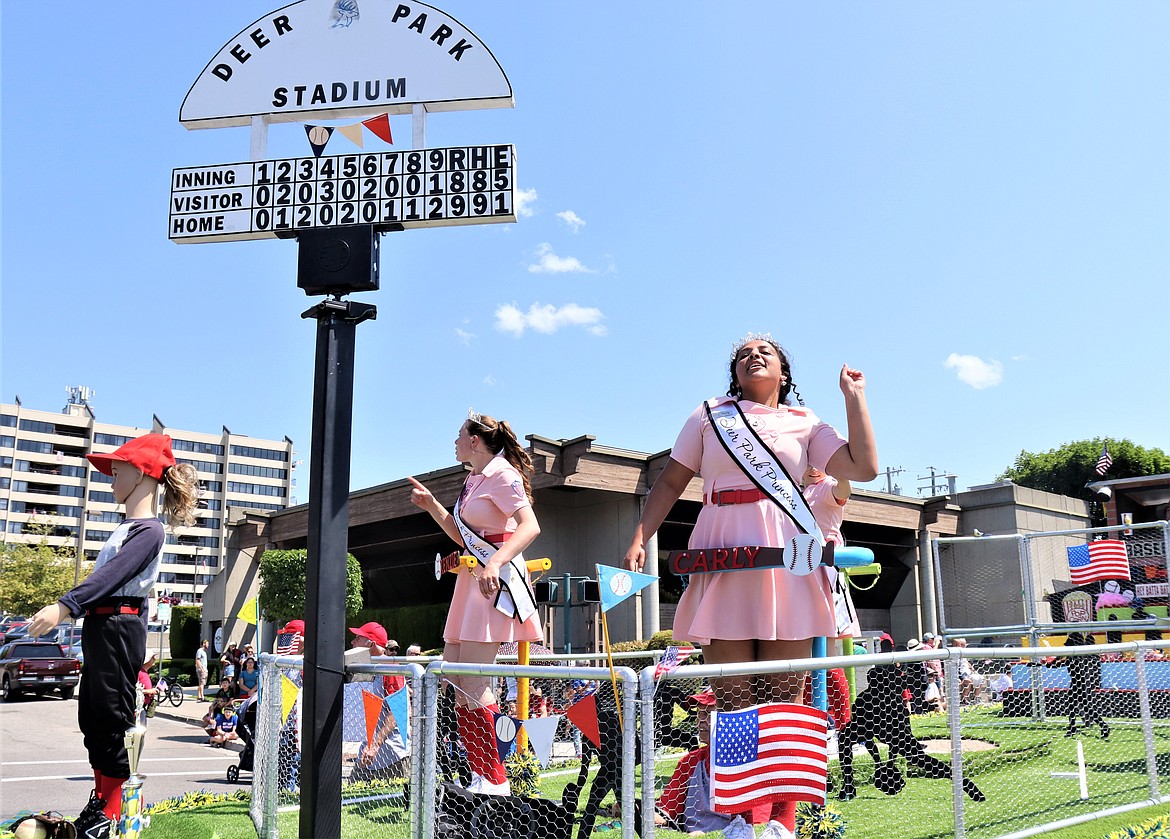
[483,532,512,544]
[87,605,142,616]
[704,488,768,506]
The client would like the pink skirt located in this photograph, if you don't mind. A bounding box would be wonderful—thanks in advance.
[672,567,835,645]
[444,563,543,644]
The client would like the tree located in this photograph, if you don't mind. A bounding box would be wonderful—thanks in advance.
[257,548,364,625]
[0,527,93,616]
[997,438,1170,500]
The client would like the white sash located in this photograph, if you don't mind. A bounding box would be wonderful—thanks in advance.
[453,495,538,623]
[705,400,826,570]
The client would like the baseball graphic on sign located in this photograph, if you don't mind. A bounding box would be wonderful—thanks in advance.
[609,571,633,597]
[785,534,822,576]
[308,126,331,146]
[434,553,443,581]
[494,714,517,744]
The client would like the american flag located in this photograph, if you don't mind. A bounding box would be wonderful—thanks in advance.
[710,702,829,812]
[653,645,695,679]
[1096,445,1113,476]
[1067,540,1130,585]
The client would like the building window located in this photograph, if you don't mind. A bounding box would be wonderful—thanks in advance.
[86,529,114,542]
[230,444,289,462]
[229,463,288,479]
[171,439,224,456]
[16,440,52,454]
[227,500,286,512]
[227,481,285,497]
[177,457,223,474]
[94,433,133,446]
[200,480,223,493]
[87,510,124,523]
[0,414,15,427]
[0,436,15,449]
[88,490,116,504]
[90,471,113,484]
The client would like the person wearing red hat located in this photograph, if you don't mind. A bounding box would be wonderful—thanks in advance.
[408,410,543,796]
[348,622,409,781]
[26,433,199,839]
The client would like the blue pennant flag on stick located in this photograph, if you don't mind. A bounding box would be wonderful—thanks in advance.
[596,563,658,612]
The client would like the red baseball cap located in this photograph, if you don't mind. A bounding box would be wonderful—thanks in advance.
[280,620,305,634]
[87,433,176,481]
[350,622,388,648]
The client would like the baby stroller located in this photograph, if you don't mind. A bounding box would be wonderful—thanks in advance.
[226,699,257,783]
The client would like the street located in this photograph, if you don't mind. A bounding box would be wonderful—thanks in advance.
[1,692,245,822]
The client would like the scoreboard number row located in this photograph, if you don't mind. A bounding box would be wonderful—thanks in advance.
[170,144,516,243]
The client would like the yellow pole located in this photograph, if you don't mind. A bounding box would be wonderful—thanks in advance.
[601,610,624,734]
[517,640,530,751]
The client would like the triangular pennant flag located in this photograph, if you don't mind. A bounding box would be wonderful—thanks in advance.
[336,122,365,148]
[521,715,561,768]
[385,685,410,751]
[596,563,658,612]
[564,693,601,748]
[235,597,258,626]
[280,674,299,724]
[493,711,519,762]
[305,124,335,157]
[362,113,393,144]
[361,689,382,746]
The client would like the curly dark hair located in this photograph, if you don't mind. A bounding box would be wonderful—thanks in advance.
[726,336,801,405]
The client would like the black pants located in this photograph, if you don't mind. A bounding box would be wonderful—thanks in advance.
[80,610,146,779]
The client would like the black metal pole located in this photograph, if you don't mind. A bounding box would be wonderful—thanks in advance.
[299,297,375,839]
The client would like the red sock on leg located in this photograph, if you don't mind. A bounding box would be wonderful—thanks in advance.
[456,705,507,784]
[767,800,796,832]
[93,769,103,790]
[99,775,127,820]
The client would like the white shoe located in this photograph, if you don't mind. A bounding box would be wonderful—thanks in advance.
[759,819,796,839]
[467,772,511,796]
[722,814,756,839]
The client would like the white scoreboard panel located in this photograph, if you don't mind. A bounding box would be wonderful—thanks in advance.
[170,144,515,243]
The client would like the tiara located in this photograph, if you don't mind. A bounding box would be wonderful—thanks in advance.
[468,407,485,425]
[730,331,778,362]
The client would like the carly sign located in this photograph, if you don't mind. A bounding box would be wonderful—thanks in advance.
[180,0,513,128]
[170,145,515,242]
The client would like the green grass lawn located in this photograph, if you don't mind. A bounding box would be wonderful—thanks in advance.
[137,706,1170,839]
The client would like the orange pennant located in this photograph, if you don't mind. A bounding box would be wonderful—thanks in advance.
[336,122,365,148]
[361,690,382,745]
[362,114,393,144]
[564,692,601,748]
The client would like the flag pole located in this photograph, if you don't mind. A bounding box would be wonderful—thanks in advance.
[600,609,624,734]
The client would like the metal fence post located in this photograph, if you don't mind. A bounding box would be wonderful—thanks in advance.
[253,655,281,839]
[1134,645,1160,801]
[947,651,966,839]
[419,668,440,839]
[620,668,638,839]
[639,668,658,839]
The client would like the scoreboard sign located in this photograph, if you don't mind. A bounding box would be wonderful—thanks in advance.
[170,144,514,243]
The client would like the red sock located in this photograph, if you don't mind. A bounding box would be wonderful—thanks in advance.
[456,705,507,784]
[99,775,127,820]
[93,769,103,791]
[769,800,796,831]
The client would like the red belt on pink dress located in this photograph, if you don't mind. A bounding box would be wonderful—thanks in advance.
[703,488,768,506]
[482,532,512,544]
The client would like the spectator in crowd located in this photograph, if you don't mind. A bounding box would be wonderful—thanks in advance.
[990,666,1014,701]
[138,653,158,721]
[194,639,209,701]
[954,638,986,703]
[236,656,261,699]
[220,644,239,683]
[210,704,240,748]
[350,622,410,782]
[204,677,235,739]
[922,633,946,713]
[406,644,422,657]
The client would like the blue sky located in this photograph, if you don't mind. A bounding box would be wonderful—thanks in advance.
[3,2,1168,502]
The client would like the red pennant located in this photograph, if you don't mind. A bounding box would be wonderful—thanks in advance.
[564,693,601,748]
[362,114,393,144]
[361,690,382,745]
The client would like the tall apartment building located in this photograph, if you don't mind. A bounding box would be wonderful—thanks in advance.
[0,389,295,604]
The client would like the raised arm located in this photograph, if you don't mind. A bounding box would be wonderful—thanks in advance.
[624,458,697,572]
[826,365,878,482]
[408,476,464,546]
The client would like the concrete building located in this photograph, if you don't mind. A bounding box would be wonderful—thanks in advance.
[0,390,295,605]
[208,433,1094,652]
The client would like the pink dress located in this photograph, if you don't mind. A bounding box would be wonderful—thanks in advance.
[670,397,846,644]
[443,456,544,644]
[804,477,846,546]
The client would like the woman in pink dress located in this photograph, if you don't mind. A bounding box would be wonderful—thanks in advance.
[624,334,876,838]
[409,411,542,795]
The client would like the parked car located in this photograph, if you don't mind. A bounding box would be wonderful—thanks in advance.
[2,625,33,644]
[0,616,28,634]
[0,641,82,700]
[49,625,85,659]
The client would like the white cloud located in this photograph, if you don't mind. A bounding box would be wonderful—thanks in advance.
[944,353,1004,389]
[556,210,586,233]
[483,374,496,386]
[527,242,592,274]
[454,328,475,346]
[514,187,538,218]
[494,302,606,337]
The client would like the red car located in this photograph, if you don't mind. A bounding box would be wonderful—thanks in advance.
[0,640,82,701]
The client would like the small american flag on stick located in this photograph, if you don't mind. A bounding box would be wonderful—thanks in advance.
[653,645,695,679]
[711,702,829,812]
[1096,444,1113,476]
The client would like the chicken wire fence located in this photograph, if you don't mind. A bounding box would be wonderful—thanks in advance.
[251,642,1170,838]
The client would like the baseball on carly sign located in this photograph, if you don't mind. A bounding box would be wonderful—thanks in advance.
[13,818,49,839]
